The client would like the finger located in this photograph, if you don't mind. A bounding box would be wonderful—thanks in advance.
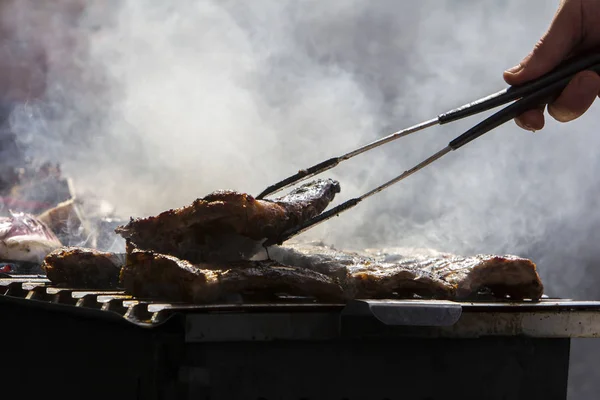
[547,70,600,122]
[503,0,582,86]
[514,105,545,132]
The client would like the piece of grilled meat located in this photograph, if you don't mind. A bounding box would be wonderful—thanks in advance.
[348,262,454,299]
[120,249,346,303]
[42,247,125,289]
[416,253,545,300]
[271,243,544,301]
[120,250,221,303]
[363,247,544,300]
[115,179,340,263]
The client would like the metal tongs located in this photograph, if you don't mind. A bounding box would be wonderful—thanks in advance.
[259,52,600,247]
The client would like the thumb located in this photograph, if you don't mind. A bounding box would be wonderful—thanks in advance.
[503,0,582,86]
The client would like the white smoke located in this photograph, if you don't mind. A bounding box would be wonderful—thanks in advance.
[8,0,600,293]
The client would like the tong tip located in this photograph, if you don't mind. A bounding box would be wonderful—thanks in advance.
[262,197,362,247]
[256,157,340,200]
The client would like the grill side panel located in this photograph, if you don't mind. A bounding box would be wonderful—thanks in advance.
[179,338,570,400]
[0,301,185,400]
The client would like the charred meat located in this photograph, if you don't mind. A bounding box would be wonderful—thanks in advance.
[42,247,125,289]
[120,249,346,303]
[115,179,340,263]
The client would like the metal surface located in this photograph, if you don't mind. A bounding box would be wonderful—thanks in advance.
[185,312,341,342]
[342,298,462,326]
[182,299,600,342]
[180,338,570,400]
[347,299,600,338]
[256,118,438,199]
[4,277,600,340]
[264,146,452,245]
[430,310,600,338]
[0,278,345,328]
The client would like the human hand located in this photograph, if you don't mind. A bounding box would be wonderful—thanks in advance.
[503,0,600,131]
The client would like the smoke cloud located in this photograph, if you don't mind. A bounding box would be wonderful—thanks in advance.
[4,1,600,397]
[8,0,600,293]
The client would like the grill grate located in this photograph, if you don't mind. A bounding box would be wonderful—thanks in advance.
[4,274,600,337]
[0,277,176,326]
[0,276,346,327]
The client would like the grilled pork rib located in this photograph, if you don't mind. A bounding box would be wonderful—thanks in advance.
[348,263,454,299]
[120,249,346,303]
[41,241,543,302]
[119,243,543,303]
[114,179,340,263]
[42,247,125,289]
[271,243,544,300]
[120,250,221,303]
[420,253,545,300]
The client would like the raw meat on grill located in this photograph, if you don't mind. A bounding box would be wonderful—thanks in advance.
[0,211,62,264]
[114,179,340,263]
[42,247,125,289]
[120,249,346,303]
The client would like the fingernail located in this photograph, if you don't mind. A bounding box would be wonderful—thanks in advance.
[505,64,524,74]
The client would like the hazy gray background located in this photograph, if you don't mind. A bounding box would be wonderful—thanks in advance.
[4,1,600,397]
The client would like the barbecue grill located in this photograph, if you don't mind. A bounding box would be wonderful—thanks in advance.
[1,275,598,400]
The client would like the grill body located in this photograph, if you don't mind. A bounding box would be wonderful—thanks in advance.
[0,294,577,400]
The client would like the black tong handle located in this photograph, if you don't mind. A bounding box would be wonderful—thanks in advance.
[449,62,600,150]
[438,52,600,125]
[446,53,600,150]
